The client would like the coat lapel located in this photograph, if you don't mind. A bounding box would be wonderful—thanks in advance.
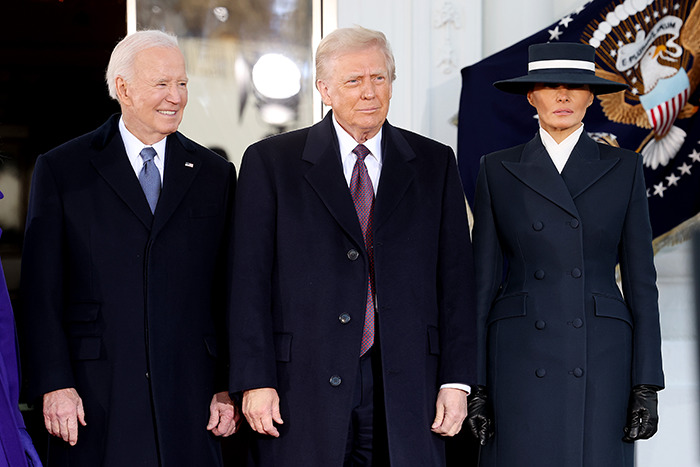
[373,123,415,232]
[561,132,620,199]
[502,134,579,218]
[90,116,154,229]
[151,132,201,235]
[302,113,366,248]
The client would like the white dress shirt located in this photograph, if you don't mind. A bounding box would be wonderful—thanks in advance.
[539,123,585,173]
[119,117,166,185]
[333,117,383,192]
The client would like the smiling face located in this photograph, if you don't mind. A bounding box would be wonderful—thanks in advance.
[116,46,188,145]
[527,83,594,143]
[316,46,392,143]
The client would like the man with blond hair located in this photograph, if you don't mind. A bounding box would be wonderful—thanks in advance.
[230,26,476,466]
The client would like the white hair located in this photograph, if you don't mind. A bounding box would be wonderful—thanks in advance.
[105,30,180,101]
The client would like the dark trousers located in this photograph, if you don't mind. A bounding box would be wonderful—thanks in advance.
[344,345,390,467]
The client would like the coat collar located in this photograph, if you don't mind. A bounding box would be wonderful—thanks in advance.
[502,133,578,217]
[374,121,416,231]
[90,115,154,229]
[302,111,416,247]
[561,131,619,199]
[151,132,202,235]
[89,114,201,233]
[502,131,618,217]
[302,112,365,247]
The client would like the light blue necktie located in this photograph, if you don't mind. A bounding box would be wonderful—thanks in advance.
[139,147,161,213]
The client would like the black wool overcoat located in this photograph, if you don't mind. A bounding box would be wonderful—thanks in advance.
[21,115,236,466]
[229,112,477,466]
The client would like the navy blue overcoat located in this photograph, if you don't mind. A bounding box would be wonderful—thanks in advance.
[229,112,476,466]
[20,115,236,466]
[472,132,664,467]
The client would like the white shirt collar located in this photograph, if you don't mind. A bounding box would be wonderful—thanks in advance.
[332,115,383,163]
[119,117,167,183]
[539,123,584,173]
[332,115,383,193]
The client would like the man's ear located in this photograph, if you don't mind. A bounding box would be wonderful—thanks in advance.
[115,76,129,104]
[316,79,333,106]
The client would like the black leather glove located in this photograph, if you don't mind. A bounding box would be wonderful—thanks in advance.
[623,384,660,442]
[466,385,494,445]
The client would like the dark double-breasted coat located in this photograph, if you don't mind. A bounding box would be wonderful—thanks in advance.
[20,115,236,466]
[472,132,664,467]
[229,112,476,466]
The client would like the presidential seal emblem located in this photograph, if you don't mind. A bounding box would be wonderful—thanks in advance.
[583,0,700,169]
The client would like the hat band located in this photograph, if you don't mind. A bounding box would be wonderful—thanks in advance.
[528,59,595,72]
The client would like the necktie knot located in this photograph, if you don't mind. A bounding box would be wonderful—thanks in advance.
[352,144,370,162]
[140,147,156,164]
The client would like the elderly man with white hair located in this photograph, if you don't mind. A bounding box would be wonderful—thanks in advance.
[21,30,239,466]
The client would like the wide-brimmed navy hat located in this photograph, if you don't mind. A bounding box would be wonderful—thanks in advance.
[493,42,628,95]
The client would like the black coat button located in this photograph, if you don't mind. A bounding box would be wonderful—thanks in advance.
[572,318,583,328]
[572,368,584,378]
[534,270,545,280]
[347,249,359,260]
[535,320,546,330]
[570,218,580,228]
[329,375,342,387]
[339,313,351,324]
[571,268,582,278]
[535,368,546,378]
[532,221,544,231]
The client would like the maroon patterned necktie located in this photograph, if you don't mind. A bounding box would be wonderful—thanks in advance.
[350,144,375,356]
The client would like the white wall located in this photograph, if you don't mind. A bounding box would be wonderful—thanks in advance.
[641,241,699,466]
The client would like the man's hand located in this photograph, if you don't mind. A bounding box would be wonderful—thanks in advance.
[207,391,241,437]
[43,387,86,446]
[242,387,283,437]
[431,388,468,437]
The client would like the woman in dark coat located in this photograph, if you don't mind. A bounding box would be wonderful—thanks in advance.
[467,42,665,467]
